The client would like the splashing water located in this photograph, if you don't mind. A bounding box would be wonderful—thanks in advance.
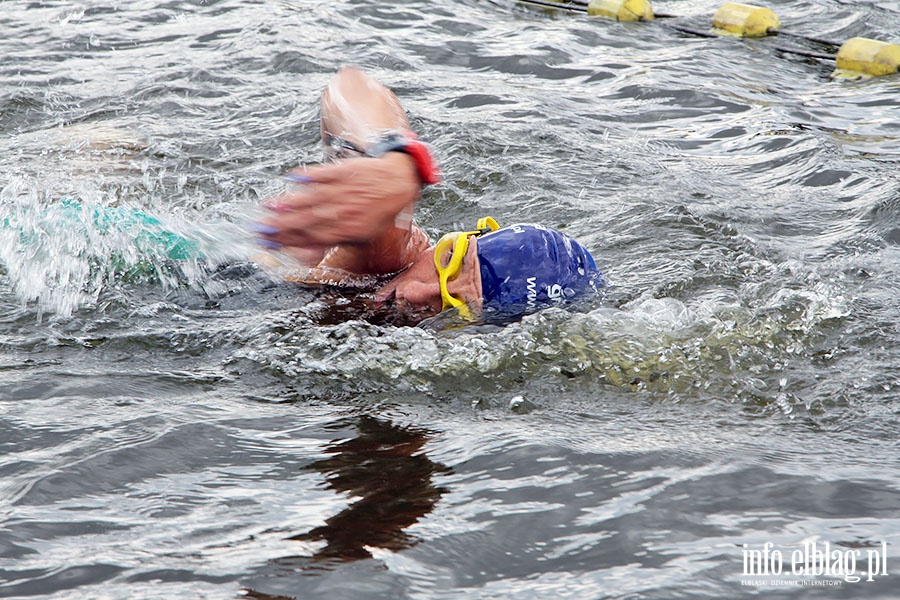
[0,178,260,318]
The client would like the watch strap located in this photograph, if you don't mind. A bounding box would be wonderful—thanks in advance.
[366,131,441,185]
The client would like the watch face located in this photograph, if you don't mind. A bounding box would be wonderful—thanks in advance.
[365,132,409,158]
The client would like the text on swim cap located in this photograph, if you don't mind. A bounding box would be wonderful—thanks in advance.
[527,277,537,310]
[526,277,565,310]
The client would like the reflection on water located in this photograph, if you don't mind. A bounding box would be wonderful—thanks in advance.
[244,416,448,597]
[292,416,449,560]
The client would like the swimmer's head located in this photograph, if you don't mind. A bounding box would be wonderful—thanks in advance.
[375,220,604,326]
[475,224,604,324]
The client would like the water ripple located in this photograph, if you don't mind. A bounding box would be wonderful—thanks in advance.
[2,0,899,597]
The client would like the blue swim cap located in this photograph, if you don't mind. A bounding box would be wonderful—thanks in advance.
[476,224,605,323]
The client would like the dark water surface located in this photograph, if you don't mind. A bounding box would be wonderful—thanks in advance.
[1,0,899,598]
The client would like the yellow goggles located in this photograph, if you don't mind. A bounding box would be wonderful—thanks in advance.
[434,217,499,321]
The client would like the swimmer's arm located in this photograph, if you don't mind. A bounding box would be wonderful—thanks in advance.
[259,152,421,270]
[256,67,431,275]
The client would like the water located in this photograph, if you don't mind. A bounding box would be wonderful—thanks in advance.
[1,0,899,598]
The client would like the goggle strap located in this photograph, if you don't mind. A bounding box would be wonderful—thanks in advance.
[475,216,499,236]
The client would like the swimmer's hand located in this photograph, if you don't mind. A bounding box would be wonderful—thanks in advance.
[257,152,420,261]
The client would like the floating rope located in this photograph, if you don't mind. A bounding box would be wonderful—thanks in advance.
[514,0,900,79]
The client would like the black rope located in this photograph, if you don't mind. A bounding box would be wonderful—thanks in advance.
[770,45,835,61]
[775,30,842,49]
[517,0,586,13]
[658,22,720,39]
[658,21,836,60]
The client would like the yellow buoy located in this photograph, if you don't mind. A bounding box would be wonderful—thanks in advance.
[832,37,900,79]
[587,0,654,22]
[712,3,779,37]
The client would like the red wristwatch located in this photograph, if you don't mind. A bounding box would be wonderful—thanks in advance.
[366,131,442,186]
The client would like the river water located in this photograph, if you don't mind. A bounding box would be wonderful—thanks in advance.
[1,0,899,598]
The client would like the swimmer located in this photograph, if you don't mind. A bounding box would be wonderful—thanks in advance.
[255,67,605,325]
